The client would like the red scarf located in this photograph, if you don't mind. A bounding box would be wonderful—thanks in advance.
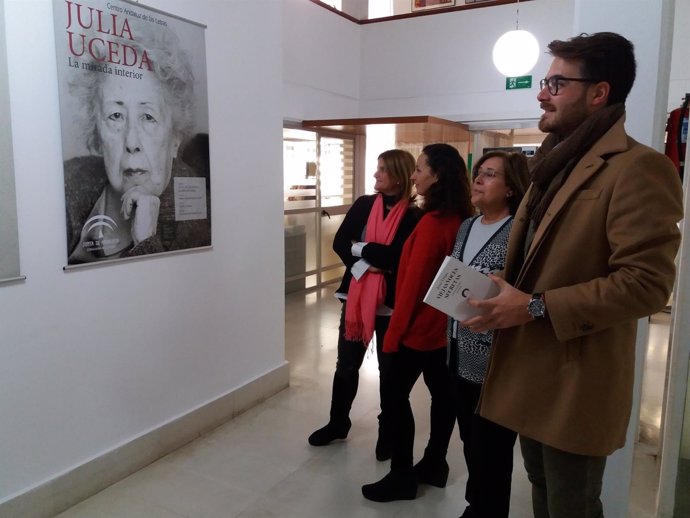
[344,195,408,344]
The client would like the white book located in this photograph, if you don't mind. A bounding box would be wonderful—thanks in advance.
[423,256,500,321]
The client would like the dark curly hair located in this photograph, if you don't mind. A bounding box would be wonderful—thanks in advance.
[419,143,472,219]
[547,32,636,106]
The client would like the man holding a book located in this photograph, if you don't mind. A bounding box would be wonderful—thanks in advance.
[462,32,683,518]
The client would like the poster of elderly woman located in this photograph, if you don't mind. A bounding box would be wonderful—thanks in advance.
[52,0,211,266]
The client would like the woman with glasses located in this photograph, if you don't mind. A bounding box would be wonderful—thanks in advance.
[449,150,530,518]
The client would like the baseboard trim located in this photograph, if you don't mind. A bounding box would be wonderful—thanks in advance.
[0,363,290,518]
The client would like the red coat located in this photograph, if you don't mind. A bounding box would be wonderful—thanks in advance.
[383,211,462,353]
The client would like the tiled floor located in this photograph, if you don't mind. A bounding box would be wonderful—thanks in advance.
[56,287,669,518]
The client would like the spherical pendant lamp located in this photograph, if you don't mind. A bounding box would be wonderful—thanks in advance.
[492,0,539,77]
[492,29,540,77]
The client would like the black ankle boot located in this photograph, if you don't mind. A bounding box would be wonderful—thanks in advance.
[375,436,391,461]
[361,470,417,502]
[413,456,449,488]
[308,419,351,446]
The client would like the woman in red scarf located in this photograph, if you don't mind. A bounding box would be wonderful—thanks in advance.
[308,149,419,461]
[362,143,473,502]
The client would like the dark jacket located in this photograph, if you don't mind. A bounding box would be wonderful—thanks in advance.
[333,194,419,309]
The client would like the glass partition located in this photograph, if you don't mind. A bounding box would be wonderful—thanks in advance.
[283,128,356,293]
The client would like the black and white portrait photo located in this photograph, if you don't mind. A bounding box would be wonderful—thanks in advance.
[53,0,211,266]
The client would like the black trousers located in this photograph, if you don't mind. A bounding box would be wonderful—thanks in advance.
[453,375,517,518]
[385,344,455,472]
[329,302,392,433]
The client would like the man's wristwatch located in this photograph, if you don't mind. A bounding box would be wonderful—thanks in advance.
[528,293,546,320]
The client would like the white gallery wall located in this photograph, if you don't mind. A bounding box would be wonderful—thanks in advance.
[283,0,575,124]
[283,0,362,122]
[285,0,690,127]
[359,0,574,123]
[0,0,285,506]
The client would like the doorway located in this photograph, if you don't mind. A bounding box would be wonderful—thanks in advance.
[283,127,358,292]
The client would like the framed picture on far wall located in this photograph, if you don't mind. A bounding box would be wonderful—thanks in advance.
[412,0,455,12]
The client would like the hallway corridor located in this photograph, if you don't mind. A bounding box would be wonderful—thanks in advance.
[56,288,666,517]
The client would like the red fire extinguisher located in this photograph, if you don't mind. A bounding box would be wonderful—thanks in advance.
[665,94,689,178]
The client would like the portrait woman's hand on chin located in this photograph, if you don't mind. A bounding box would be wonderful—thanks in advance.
[120,187,161,245]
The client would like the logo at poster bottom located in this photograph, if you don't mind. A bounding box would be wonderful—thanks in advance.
[80,214,124,257]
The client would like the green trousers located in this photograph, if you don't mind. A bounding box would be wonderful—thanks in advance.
[520,435,607,518]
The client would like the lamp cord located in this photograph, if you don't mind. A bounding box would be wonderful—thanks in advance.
[516,0,520,30]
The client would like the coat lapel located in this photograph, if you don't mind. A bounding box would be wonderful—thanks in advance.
[512,116,630,286]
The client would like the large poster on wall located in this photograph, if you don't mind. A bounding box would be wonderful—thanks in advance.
[0,0,22,284]
[52,0,211,267]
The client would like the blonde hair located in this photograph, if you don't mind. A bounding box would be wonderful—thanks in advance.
[377,149,415,201]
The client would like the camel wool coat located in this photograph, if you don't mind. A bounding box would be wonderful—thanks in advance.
[479,115,684,457]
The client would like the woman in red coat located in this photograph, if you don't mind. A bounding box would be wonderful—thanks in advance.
[362,143,473,502]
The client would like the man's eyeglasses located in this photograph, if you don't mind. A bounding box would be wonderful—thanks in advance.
[539,75,596,96]
[473,168,503,181]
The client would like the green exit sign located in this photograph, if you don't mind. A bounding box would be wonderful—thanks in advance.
[506,76,532,90]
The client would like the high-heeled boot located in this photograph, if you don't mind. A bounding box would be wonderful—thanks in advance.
[308,417,351,446]
[361,469,417,502]
[413,454,449,488]
[375,434,392,461]
[308,372,356,446]
[375,418,391,461]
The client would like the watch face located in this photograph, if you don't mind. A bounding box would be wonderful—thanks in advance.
[529,297,545,318]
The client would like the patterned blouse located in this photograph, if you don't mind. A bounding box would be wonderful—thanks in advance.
[447,215,513,384]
